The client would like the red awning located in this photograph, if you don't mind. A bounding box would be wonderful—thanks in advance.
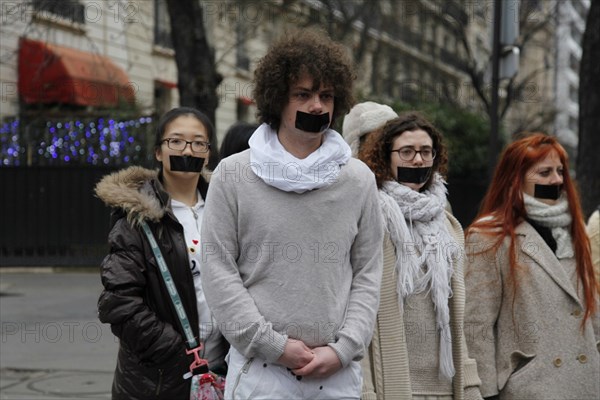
[155,79,177,89]
[18,38,135,107]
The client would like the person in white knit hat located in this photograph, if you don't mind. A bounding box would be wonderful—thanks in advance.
[342,101,398,156]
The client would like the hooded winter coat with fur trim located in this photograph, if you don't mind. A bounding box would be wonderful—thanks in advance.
[95,166,213,400]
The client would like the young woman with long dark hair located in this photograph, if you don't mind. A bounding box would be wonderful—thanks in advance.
[95,107,226,399]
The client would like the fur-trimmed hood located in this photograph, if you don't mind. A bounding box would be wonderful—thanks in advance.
[95,166,166,225]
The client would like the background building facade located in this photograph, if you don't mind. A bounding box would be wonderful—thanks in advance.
[553,0,590,157]
[0,0,589,266]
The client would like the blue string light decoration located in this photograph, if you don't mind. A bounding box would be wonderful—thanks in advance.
[0,119,21,166]
[1,116,153,166]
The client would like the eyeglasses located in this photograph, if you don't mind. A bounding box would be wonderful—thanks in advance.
[391,146,436,161]
[161,138,210,153]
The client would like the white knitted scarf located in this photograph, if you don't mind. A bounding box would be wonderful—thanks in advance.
[380,173,457,380]
[248,123,351,193]
[523,193,574,259]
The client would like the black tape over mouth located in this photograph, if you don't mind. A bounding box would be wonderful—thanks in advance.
[396,166,432,184]
[169,155,205,172]
[295,111,330,133]
[534,184,562,200]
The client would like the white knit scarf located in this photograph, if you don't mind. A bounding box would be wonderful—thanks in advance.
[523,193,574,259]
[248,123,351,193]
[380,173,457,380]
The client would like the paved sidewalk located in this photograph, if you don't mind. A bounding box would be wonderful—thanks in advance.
[0,270,118,399]
[1,368,112,399]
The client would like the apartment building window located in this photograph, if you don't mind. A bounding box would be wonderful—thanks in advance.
[425,25,433,47]
[443,34,452,51]
[521,0,541,13]
[404,59,413,81]
[571,22,582,45]
[418,12,426,31]
[572,0,588,18]
[236,22,250,71]
[476,36,485,55]
[154,84,173,117]
[154,0,172,48]
[33,0,85,24]
[237,98,251,121]
[474,1,486,19]
[569,84,578,102]
[386,51,399,98]
[444,0,468,25]
[568,116,578,132]
[569,53,580,72]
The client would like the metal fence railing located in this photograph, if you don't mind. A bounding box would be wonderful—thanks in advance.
[0,166,119,266]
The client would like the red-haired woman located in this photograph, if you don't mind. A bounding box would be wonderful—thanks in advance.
[465,133,600,399]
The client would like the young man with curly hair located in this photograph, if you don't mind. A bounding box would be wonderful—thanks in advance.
[200,29,383,399]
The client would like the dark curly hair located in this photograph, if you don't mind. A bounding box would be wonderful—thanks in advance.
[253,29,355,131]
[359,111,448,191]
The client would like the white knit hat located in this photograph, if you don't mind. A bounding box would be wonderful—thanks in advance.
[342,101,398,156]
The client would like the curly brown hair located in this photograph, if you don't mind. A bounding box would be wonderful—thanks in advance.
[359,111,449,190]
[253,29,355,131]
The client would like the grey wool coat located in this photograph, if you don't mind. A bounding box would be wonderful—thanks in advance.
[464,221,600,399]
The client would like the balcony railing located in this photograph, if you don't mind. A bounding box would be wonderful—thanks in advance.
[154,28,172,49]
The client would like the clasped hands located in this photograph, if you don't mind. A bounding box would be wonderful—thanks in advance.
[276,338,342,379]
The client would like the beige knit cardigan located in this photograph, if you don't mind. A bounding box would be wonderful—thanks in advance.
[361,211,482,400]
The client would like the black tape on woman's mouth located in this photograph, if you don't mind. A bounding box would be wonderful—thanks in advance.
[295,111,330,133]
[169,155,204,172]
[534,184,562,200]
[396,166,432,184]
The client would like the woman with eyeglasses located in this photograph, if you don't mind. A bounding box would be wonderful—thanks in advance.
[359,112,483,400]
[95,107,227,399]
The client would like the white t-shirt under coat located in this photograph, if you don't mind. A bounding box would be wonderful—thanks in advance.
[171,194,225,368]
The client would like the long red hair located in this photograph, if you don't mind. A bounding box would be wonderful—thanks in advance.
[467,133,598,325]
